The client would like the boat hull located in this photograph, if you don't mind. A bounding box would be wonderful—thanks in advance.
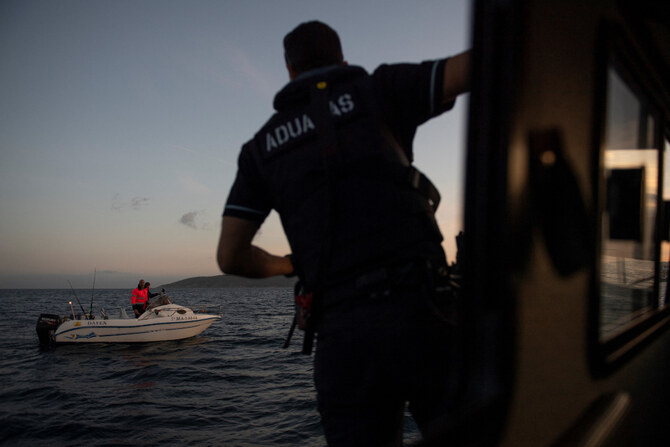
[53,314,220,343]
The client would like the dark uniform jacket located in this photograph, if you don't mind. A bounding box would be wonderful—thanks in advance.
[224,61,454,291]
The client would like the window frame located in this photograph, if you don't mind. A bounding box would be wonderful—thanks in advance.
[589,22,670,377]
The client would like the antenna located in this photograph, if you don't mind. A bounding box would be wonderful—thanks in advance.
[68,280,87,316]
[89,268,97,318]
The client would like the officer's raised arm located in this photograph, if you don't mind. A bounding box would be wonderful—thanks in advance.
[443,49,471,103]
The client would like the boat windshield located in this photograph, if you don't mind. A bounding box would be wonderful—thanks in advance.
[145,294,173,311]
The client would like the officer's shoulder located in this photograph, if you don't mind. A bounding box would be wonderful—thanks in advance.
[371,62,418,76]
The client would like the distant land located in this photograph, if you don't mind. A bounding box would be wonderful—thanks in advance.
[160,274,296,289]
[0,273,297,290]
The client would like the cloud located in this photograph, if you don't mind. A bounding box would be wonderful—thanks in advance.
[131,197,150,210]
[179,210,213,231]
[111,194,150,212]
[180,211,199,229]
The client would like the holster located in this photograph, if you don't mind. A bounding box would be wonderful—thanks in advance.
[283,280,318,355]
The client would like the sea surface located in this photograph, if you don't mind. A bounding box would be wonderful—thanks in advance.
[2,260,667,446]
[0,288,421,446]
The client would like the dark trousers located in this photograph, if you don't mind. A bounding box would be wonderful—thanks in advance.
[314,280,454,446]
[132,304,144,317]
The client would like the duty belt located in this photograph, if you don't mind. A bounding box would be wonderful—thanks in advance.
[321,259,427,309]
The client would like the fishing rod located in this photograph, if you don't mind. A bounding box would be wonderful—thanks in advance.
[89,268,97,318]
[67,280,88,317]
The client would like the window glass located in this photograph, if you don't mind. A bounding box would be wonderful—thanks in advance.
[661,137,670,308]
[599,68,664,340]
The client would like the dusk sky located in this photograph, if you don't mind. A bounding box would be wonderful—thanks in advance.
[0,0,471,288]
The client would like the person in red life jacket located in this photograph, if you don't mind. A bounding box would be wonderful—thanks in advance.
[131,279,148,317]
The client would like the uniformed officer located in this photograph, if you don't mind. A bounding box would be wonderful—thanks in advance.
[217,20,470,446]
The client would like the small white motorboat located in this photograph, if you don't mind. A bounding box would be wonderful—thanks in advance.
[36,294,221,344]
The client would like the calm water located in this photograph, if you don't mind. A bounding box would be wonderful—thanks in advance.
[0,288,334,446]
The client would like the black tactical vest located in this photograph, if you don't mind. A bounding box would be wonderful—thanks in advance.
[248,65,444,290]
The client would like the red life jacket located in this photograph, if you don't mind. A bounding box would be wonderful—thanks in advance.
[131,288,148,305]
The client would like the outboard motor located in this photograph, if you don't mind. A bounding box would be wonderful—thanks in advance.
[36,314,62,345]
